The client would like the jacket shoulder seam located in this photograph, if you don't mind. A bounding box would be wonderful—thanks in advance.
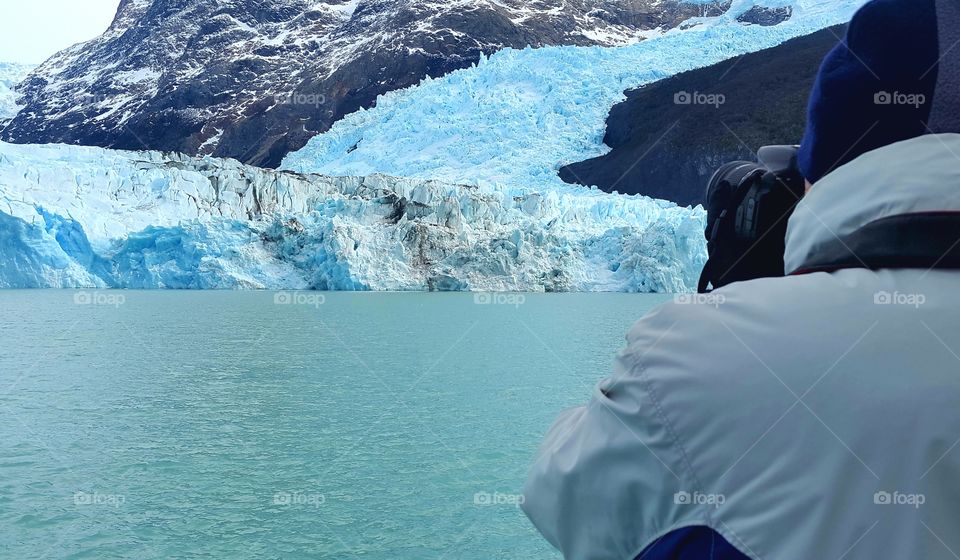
[628,351,713,524]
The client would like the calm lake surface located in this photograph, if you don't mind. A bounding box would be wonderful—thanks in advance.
[0,291,670,559]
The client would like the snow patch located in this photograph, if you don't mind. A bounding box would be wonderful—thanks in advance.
[0,63,36,122]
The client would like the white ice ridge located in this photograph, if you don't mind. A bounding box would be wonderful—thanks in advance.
[0,142,706,291]
[282,0,869,190]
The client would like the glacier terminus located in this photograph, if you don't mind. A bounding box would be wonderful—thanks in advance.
[0,142,705,291]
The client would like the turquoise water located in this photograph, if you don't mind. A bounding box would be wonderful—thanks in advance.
[0,291,670,559]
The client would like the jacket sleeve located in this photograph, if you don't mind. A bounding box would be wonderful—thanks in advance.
[521,306,700,560]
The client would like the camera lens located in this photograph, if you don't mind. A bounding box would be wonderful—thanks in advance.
[706,161,764,197]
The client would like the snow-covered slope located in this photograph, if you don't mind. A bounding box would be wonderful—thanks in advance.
[282,0,868,190]
[0,142,705,291]
[1,0,726,167]
[0,63,34,125]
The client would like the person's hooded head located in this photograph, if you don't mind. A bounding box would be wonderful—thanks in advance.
[799,0,960,185]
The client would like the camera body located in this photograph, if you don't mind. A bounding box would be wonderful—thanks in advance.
[698,146,806,293]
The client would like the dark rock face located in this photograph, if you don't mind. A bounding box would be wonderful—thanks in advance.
[737,5,793,26]
[559,25,844,207]
[1,0,726,168]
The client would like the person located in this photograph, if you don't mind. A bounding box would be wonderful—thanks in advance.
[521,0,960,558]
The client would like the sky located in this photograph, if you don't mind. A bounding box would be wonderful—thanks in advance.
[0,0,121,64]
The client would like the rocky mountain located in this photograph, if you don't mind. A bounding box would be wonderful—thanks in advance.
[0,0,726,168]
[559,25,845,206]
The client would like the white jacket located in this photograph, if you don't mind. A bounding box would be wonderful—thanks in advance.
[522,134,960,559]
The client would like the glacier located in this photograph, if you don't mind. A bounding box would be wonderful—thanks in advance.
[0,0,870,292]
[0,142,705,291]
[282,0,869,190]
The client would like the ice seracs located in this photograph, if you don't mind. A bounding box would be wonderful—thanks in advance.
[0,142,705,291]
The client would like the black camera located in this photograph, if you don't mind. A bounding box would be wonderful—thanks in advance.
[698,145,806,293]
